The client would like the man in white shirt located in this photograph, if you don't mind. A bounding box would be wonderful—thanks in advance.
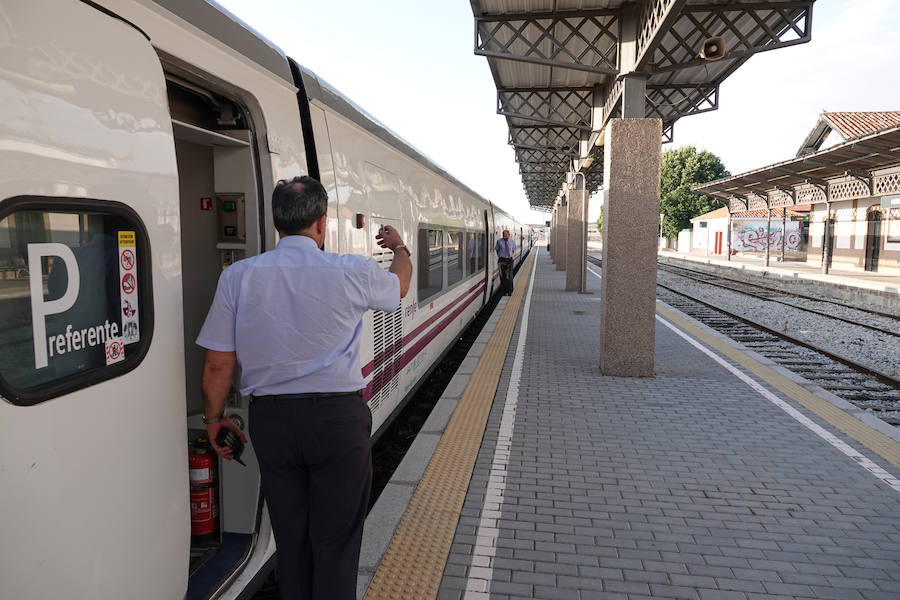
[196,176,411,600]
[495,228,516,295]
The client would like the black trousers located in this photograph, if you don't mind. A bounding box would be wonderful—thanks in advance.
[250,391,372,600]
[498,257,514,294]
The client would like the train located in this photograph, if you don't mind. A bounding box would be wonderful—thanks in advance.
[0,1,534,599]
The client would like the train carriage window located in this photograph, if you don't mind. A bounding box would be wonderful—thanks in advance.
[475,233,486,272]
[0,199,152,406]
[417,228,443,302]
[464,232,477,275]
[447,230,463,286]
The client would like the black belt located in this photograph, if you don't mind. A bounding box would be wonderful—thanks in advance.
[252,390,362,402]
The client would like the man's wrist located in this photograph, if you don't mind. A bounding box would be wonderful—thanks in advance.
[393,244,411,257]
[203,413,224,424]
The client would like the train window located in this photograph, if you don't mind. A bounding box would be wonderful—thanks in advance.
[475,233,486,272]
[447,230,463,286]
[464,232,476,275]
[0,199,153,406]
[417,228,443,302]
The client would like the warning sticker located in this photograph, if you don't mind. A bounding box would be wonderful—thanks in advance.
[105,337,125,365]
[117,231,139,345]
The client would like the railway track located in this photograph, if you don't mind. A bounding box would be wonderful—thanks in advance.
[657,262,900,337]
[587,256,900,427]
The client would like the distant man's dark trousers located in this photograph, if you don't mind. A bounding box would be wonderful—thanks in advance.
[250,391,372,600]
[498,257,514,295]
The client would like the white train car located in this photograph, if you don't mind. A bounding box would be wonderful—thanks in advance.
[0,1,530,599]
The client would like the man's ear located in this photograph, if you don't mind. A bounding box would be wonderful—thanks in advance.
[316,213,327,234]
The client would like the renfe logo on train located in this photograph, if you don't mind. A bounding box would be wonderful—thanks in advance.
[28,231,140,370]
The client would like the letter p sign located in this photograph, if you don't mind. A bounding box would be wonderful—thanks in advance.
[29,244,80,369]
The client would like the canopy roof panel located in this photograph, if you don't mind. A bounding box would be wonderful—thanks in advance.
[471,0,816,210]
[694,125,900,205]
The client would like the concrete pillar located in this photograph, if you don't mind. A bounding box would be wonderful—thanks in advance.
[599,118,661,377]
[565,184,586,291]
[550,208,557,262]
[556,202,568,271]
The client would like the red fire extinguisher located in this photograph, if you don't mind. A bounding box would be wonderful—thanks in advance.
[189,439,218,540]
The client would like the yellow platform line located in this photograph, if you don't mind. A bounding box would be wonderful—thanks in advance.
[657,303,900,469]
[364,253,537,600]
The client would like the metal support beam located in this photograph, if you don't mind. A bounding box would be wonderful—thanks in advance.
[763,193,772,267]
[844,169,874,196]
[773,185,796,205]
[730,194,749,212]
[635,0,690,72]
[781,207,787,263]
[475,10,620,74]
[726,209,732,261]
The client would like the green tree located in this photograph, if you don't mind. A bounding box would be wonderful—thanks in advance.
[659,146,729,238]
[596,212,603,234]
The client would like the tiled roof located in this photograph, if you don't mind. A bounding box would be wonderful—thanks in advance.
[693,206,811,220]
[690,207,729,221]
[797,111,900,156]
[821,111,900,140]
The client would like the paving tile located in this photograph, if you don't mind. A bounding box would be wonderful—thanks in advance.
[430,254,900,600]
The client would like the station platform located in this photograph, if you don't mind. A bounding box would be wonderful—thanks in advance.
[657,249,899,304]
[358,246,900,600]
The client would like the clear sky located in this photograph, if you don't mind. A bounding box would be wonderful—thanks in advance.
[216,0,900,225]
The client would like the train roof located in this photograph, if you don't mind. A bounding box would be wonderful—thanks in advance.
[153,0,516,222]
[154,0,294,84]
[294,65,497,210]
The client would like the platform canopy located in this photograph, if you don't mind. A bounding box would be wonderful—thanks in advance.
[694,125,900,212]
[470,0,816,210]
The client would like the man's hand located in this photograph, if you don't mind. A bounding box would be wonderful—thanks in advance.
[207,417,247,460]
[201,349,247,460]
[376,225,403,251]
[376,225,412,298]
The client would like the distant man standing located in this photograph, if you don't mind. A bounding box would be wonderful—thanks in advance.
[196,176,412,600]
[495,228,516,295]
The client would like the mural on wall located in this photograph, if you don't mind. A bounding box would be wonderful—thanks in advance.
[732,220,801,252]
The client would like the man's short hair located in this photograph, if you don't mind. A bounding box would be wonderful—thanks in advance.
[272,176,328,234]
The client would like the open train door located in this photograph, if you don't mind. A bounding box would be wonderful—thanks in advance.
[0,3,189,599]
[483,209,491,302]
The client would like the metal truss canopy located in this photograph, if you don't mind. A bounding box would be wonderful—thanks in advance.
[471,0,816,210]
[509,125,582,156]
[475,10,619,75]
[498,88,594,129]
[647,1,813,75]
[646,84,718,123]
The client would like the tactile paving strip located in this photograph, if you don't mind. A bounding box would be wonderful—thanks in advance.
[657,303,900,469]
[364,254,536,600]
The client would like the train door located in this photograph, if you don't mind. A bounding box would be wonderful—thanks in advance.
[0,3,188,599]
[483,209,491,302]
[165,71,268,592]
[864,208,882,272]
[363,163,405,431]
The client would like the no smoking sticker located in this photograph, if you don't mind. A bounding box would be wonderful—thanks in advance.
[121,273,136,295]
[120,249,135,271]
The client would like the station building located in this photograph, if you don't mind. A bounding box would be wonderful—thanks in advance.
[694,111,900,275]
